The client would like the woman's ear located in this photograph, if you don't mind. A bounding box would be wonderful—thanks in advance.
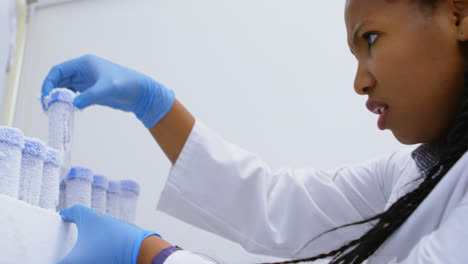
[452,0,468,41]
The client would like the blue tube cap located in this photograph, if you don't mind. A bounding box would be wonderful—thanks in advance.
[107,181,120,194]
[43,88,77,110]
[44,147,62,166]
[0,126,24,148]
[93,174,109,190]
[66,166,93,182]
[22,137,47,160]
[120,180,140,195]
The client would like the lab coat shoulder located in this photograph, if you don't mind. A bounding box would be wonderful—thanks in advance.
[157,119,416,259]
[374,150,468,263]
[314,144,415,217]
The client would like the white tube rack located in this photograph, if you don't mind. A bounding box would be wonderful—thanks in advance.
[0,194,76,263]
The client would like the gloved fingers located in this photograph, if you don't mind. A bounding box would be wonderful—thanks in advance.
[41,66,62,99]
[55,77,78,91]
[59,204,98,227]
[73,78,115,110]
[72,79,135,111]
[72,81,105,110]
[41,57,84,98]
[41,54,102,104]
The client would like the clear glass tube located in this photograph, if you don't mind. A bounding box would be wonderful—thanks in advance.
[0,127,24,198]
[119,179,140,223]
[44,88,76,182]
[64,167,93,208]
[106,181,121,218]
[39,147,62,210]
[57,179,66,212]
[18,137,46,205]
[91,174,108,214]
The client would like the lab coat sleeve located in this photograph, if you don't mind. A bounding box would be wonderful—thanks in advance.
[157,119,407,259]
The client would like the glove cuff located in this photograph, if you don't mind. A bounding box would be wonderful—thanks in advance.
[132,230,163,264]
[135,80,176,129]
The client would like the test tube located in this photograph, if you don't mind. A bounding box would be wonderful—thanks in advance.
[39,147,62,210]
[119,180,140,223]
[57,180,66,212]
[65,166,93,208]
[91,174,108,214]
[0,127,25,198]
[106,180,121,218]
[19,137,47,205]
[43,88,77,182]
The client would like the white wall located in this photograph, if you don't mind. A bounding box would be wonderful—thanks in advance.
[13,0,408,263]
[0,0,16,124]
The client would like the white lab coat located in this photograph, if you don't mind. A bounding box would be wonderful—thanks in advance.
[157,120,468,264]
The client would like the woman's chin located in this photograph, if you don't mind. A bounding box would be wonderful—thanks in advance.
[392,128,441,145]
[392,130,422,145]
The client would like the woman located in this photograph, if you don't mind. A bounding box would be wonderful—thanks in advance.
[43,0,468,263]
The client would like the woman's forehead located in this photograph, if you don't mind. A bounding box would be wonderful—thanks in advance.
[345,0,436,22]
[344,0,389,40]
[344,0,431,33]
[345,0,390,25]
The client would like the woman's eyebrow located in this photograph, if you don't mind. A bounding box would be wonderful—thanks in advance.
[352,19,370,46]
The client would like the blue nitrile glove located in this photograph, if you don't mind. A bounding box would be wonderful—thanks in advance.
[58,205,161,264]
[41,54,175,129]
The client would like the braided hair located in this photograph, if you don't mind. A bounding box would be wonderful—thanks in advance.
[259,1,468,263]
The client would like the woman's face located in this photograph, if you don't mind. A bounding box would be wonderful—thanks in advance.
[345,0,468,144]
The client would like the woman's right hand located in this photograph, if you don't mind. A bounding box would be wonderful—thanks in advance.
[58,204,164,264]
[41,54,175,129]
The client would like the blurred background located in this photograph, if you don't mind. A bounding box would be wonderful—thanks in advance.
[2,0,407,263]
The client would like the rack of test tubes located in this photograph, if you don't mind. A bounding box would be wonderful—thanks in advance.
[0,88,141,223]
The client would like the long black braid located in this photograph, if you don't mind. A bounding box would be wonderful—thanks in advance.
[258,1,468,263]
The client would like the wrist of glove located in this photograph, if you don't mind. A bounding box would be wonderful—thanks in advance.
[58,205,161,264]
[133,78,175,129]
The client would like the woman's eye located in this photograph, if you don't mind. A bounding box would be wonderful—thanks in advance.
[363,32,378,48]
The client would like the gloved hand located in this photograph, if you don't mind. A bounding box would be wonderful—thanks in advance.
[41,54,175,128]
[58,204,161,264]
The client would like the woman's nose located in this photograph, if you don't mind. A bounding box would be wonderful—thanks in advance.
[354,64,375,95]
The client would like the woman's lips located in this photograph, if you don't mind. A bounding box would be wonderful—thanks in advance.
[377,107,389,130]
[366,99,390,130]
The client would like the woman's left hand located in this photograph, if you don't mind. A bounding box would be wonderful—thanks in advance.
[58,205,163,264]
